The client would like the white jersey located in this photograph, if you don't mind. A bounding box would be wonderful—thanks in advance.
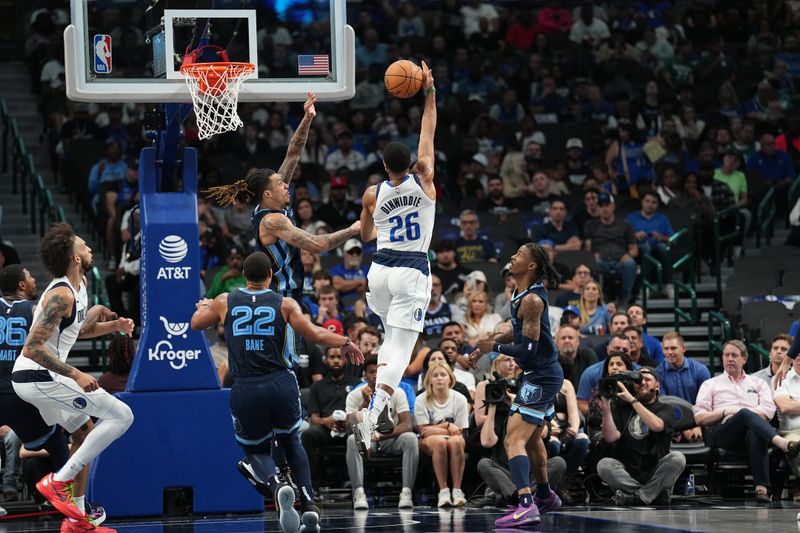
[374,175,436,253]
[13,276,88,373]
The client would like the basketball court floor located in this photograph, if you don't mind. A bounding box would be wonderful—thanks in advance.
[3,502,800,532]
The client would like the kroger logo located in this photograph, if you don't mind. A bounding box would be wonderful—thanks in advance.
[159,235,188,263]
[148,340,201,370]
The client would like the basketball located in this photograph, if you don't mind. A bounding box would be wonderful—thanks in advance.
[384,60,423,98]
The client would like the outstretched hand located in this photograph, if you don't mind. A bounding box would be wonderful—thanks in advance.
[421,60,434,91]
[343,342,365,366]
[304,92,317,118]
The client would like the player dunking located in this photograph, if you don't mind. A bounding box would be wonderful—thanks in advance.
[205,91,360,492]
[191,252,363,533]
[349,61,437,455]
[470,243,564,528]
[12,224,134,533]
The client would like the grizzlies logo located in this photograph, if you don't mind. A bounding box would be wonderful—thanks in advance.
[516,382,542,405]
[413,308,423,321]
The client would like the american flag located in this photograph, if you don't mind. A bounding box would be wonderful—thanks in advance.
[298,55,329,76]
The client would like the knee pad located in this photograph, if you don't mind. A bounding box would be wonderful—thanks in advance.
[105,399,134,433]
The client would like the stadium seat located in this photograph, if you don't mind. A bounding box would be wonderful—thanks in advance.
[557,251,596,276]
[759,316,796,344]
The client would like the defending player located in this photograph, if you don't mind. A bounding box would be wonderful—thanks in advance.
[191,251,364,533]
[348,60,437,456]
[470,243,564,528]
[12,224,134,533]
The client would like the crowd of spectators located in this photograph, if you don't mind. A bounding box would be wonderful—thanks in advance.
[7,0,800,510]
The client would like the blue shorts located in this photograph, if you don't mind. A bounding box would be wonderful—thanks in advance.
[230,370,302,452]
[509,365,564,426]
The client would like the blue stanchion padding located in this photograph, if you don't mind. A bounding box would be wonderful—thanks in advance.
[129,146,219,392]
[88,390,264,516]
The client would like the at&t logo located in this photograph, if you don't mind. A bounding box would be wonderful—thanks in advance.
[157,235,192,280]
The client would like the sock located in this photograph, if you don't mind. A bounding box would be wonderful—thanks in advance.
[277,433,315,502]
[519,492,533,508]
[368,388,392,427]
[535,482,551,499]
[271,439,287,477]
[246,452,281,495]
[508,455,531,493]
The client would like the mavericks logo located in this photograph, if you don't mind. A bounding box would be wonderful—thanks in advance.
[157,235,191,280]
[148,340,201,370]
[72,397,87,410]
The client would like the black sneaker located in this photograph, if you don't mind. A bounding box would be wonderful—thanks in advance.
[377,405,395,435]
[299,501,320,533]
[237,459,271,497]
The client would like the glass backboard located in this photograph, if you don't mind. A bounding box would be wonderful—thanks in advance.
[65,0,354,102]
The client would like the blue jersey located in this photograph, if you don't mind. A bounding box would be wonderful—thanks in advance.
[509,283,558,371]
[224,289,294,377]
[252,207,304,301]
[0,298,35,393]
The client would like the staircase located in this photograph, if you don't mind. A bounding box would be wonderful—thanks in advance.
[0,60,96,370]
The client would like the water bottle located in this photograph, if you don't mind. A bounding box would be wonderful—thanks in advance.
[685,473,695,496]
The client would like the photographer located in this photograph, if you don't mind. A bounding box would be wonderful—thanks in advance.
[546,379,590,502]
[476,354,566,507]
[597,367,685,505]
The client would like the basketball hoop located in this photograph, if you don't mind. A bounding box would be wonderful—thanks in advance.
[181,46,254,140]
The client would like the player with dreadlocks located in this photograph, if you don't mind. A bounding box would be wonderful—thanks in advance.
[470,243,564,528]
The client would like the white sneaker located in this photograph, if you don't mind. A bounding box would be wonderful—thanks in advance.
[437,488,452,507]
[0,505,6,517]
[276,484,300,533]
[353,487,369,510]
[451,488,466,507]
[347,408,373,458]
[398,487,413,508]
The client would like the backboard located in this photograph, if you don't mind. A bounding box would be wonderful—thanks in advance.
[65,0,355,103]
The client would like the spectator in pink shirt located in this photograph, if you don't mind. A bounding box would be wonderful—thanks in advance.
[693,340,800,502]
[536,2,573,34]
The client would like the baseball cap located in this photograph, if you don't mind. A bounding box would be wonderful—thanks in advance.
[566,138,583,150]
[323,319,344,335]
[330,176,348,188]
[466,270,487,285]
[597,191,614,205]
[343,238,362,253]
[639,366,660,382]
[537,239,555,249]
[563,305,581,316]
[472,153,489,167]
[227,246,243,257]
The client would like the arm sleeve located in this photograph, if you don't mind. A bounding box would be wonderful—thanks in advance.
[789,332,800,359]
[307,384,321,416]
[414,394,428,426]
[577,366,596,401]
[756,379,776,419]
[692,380,713,415]
[394,388,410,415]
[345,389,361,414]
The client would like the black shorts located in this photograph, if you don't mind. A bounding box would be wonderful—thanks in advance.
[0,392,53,444]
[230,370,302,451]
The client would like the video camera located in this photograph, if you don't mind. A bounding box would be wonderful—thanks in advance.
[484,372,519,404]
[598,370,643,398]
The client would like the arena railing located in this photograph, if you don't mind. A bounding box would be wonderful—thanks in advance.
[713,206,740,306]
[707,310,733,374]
[755,188,775,249]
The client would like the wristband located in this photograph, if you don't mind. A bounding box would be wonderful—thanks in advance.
[343,337,351,348]
[425,87,436,95]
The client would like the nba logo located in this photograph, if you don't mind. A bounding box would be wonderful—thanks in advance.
[94,34,112,74]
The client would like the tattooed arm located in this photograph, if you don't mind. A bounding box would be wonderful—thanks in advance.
[78,305,134,339]
[278,92,317,186]
[260,212,360,254]
[22,288,99,391]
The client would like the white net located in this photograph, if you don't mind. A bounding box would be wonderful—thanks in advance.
[181,63,255,140]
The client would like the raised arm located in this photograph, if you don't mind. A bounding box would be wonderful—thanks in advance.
[260,212,359,254]
[190,293,229,330]
[22,288,98,391]
[283,297,364,364]
[415,60,437,186]
[278,92,316,185]
[360,185,378,242]
[78,305,133,339]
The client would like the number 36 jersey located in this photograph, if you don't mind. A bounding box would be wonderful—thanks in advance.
[224,288,290,377]
[374,175,435,253]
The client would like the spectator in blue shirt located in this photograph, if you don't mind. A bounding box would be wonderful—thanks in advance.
[775,35,800,80]
[329,239,369,303]
[455,210,497,263]
[626,190,674,294]
[627,304,665,363]
[88,140,127,213]
[355,29,388,73]
[531,199,581,256]
[576,335,634,416]
[747,133,797,215]
[656,332,709,443]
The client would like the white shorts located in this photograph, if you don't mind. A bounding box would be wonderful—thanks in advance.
[366,263,432,332]
[13,377,124,434]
